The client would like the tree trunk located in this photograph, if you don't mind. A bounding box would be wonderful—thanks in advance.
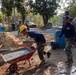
[7,16,11,31]
[8,16,10,24]
[42,15,48,27]
[22,15,25,24]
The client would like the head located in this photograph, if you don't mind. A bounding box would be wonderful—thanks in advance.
[19,25,28,35]
[63,16,69,24]
[26,20,29,23]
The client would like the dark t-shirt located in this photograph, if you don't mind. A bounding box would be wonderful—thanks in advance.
[28,31,46,43]
[59,22,75,39]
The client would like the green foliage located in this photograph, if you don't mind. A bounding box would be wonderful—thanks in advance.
[64,0,76,18]
[1,0,26,24]
[1,0,12,17]
[50,16,59,26]
[26,13,44,27]
[68,4,76,18]
[33,14,44,27]
[16,1,26,24]
[68,0,76,4]
[29,0,59,26]
[0,13,3,22]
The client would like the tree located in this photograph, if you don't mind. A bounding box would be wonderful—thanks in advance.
[68,4,76,18]
[65,0,76,18]
[9,0,26,24]
[29,0,59,26]
[16,2,26,24]
[66,0,76,4]
[1,0,12,23]
[1,0,26,24]
[0,13,3,22]
[50,16,59,26]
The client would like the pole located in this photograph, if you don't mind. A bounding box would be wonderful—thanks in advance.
[14,1,16,24]
[12,0,16,30]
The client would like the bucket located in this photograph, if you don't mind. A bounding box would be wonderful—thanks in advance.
[51,41,57,49]
[0,26,5,32]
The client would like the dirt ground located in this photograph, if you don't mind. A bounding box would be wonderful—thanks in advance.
[1,46,76,75]
[0,33,76,75]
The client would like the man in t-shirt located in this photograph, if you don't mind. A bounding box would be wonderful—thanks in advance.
[19,25,46,64]
[58,16,76,65]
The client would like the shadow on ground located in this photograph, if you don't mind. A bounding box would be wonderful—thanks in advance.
[22,62,57,75]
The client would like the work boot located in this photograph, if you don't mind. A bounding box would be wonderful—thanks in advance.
[47,52,51,58]
[39,60,46,66]
[43,51,46,55]
[66,61,73,65]
[65,60,68,64]
[65,59,73,65]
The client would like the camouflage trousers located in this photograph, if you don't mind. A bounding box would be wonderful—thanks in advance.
[65,38,73,61]
[37,42,44,61]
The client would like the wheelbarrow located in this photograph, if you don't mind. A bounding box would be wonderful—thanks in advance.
[1,41,45,73]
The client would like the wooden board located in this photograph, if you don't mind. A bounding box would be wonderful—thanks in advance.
[23,41,35,44]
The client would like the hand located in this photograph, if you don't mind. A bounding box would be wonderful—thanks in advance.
[43,43,47,46]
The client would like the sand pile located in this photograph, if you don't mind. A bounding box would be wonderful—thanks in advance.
[0,32,20,49]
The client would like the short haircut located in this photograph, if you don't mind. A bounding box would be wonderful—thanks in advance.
[63,16,69,20]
